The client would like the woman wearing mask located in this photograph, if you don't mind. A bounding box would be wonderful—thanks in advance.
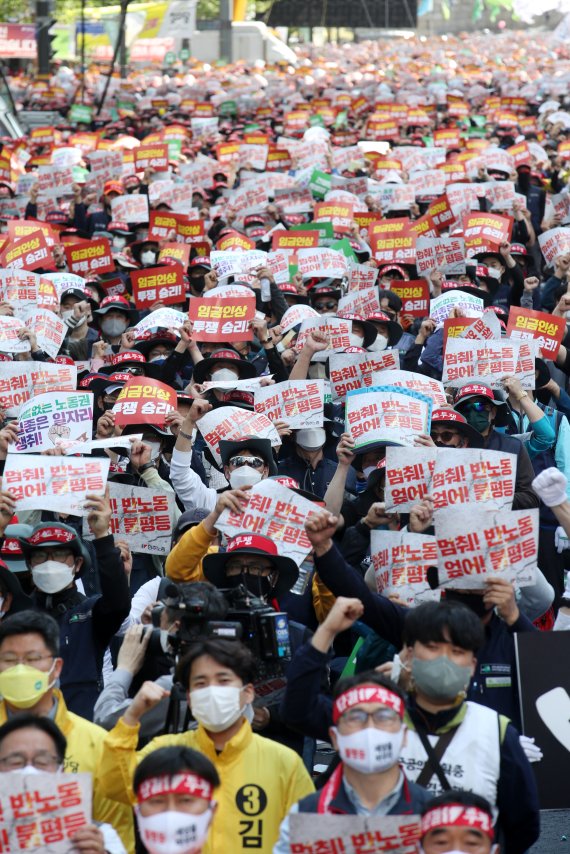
[131,238,160,269]
[93,295,137,351]
[133,746,219,854]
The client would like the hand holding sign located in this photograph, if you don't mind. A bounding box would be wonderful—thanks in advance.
[483,576,519,625]
[84,489,112,538]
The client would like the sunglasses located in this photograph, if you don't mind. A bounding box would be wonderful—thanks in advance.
[228,456,265,469]
[315,300,337,310]
[460,401,491,412]
[431,430,461,443]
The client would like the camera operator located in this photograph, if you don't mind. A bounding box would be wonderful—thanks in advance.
[97,637,314,854]
[94,583,228,739]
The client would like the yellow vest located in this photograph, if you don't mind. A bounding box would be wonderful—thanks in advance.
[0,690,134,853]
[97,716,315,854]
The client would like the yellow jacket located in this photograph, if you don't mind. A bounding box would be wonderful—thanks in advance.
[0,690,134,853]
[97,716,315,854]
[165,521,335,622]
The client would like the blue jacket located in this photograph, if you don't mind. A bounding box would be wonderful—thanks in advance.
[278,452,356,499]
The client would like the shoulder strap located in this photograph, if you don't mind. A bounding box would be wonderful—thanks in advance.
[414,724,458,791]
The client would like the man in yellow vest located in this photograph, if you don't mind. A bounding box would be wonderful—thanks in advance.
[97,636,315,854]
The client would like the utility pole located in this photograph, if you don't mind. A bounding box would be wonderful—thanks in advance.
[220,0,232,63]
[119,0,128,79]
[36,0,55,76]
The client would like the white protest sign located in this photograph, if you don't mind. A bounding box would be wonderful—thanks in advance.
[384,446,438,512]
[348,263,379,291]
[0,362,77,417]
[430,291,484,326]
[289,813,421,854]
[198,406,281,465]
[201,377,269,394]
[280,303,319,335]
[203,284,255,300]
[416,236,466,275]
[110,193,150,224]
[431,448,517,511]
[338,286,381,317]
[3,454,110,515]
[133,307,186,338]
[0,771,92,853]
[370,369,447,407]
[371,530,440,606]
[0,316,30,352]
[60,434,143,455]
[328,350,400,401]
[12,391,93,454]
[297,248,349,280]
[254,380,325,429]
[26,308,66,359]
[216,480,317,567]
[538,227,570,264]
[266,250,290,285]
[44,272,89,299]
[296,317,352,356]
[436,506,539,589]
[0,269,43,318]
[443,339,536,389]
[345,386,432,450]
[458,310,503,342]
[82,483,175,555]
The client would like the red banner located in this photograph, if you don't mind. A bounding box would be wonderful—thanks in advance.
[188,297,256,341]
[0,231,53,272]
[389,280,430,318]
[134,144,169,171]
[506,307,566,361]
[64,238,114,276]
[131,266,185,308]
[112,377,177,426]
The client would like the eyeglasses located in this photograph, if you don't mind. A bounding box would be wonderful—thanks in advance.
[228,456,265,470]
[315,300,337,310]
[103,396,119,406]
[0,654,54,667]
[431,430,461,443]
[29,549,74,567]
[338,707,402,732]
[0,752,60,771]
[225,561,273,577]
[460,401,491,413]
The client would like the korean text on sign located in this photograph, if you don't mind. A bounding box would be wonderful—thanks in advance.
[345,386,432,450]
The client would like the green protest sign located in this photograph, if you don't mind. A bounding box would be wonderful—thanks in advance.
[309,169,332,200]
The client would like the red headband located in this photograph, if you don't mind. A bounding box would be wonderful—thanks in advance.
[136,773,213,804]
[421,804,494,840]
[332,685,404,724]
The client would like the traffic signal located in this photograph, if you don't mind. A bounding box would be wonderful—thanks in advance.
[36,0,57,75]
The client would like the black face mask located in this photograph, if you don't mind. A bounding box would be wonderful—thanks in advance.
[225,572,274,600]
[535,387,551,406]
[445,589,492,618]
[191,275,206,293]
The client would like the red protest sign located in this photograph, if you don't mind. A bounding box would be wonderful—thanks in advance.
[7,220,58,247]
[506,306,566,361]
[271,231,320,251]
[389,280,430,317]
[64,237,114,276]
[313,202,354,235]
[0,231,53,271]
[131,265,185,308]
[188,297,256,341]
[427,195,454,234]
[463,212,513,255]
[216,231,256,252]
[176,220,205,244]
[507,141,531,168]
[134,143,169,171]
[443,317,476,353]
[369,218,416,264]
[148,210,190,241]
[113,377,177,426]
[158,242,191,268]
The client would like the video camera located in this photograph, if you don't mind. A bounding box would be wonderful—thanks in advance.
[151,581,291,681]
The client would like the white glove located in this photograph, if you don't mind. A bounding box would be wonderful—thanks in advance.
[555,526,570,554]
[519,734,543,763]
[532,468,568,507]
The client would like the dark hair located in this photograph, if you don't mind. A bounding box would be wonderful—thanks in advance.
[0,715,67,763]
[133,746,219,798]
[332,670,406,706]
[403,601,484,653]
[175,638,256,688]
[421,788,493,819]
[0,611,60,656]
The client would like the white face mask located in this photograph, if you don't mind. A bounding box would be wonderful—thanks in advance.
[136,808,213,854]
[145,440,161,462]
[32,560,75,595]
[62,309,86,327]
[113,236,127,251]
[141,250,157,265]
[190,685,245,732]
[210,367,239,383]
[229,466,263,489]
[101,317,128,338]
[308,363,328,379]
[368,334,388,352]
[296,427,326,451]
[11,765,43,775]
[362,465,376,478]
[333,725,405,774]
[348,333,364,348]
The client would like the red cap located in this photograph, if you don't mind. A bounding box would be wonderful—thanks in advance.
[279,283,297,294]
[210,349,241,361]
[455,384,495,403]
[27,526,75,545]
[344,346,367,353]
[367,312,394,323]
[431,408,469,424]
[378,264,409,279]
[273,476,301,491]
[190,256,211,269]
[108,221,130,233]
[103,180,123,195]
[107,371,132,383]
[111,351,146,366]
[55,355,75,366]
[99,295,131,311]
[226,534,279,556]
